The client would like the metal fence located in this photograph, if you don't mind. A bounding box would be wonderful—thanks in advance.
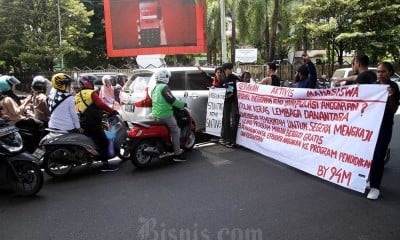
[236,63,343,83]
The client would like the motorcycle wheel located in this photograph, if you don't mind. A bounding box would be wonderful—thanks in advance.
[117,142,130,162]
[7,160,44,196]
[184,130,196,150]
[43,147,73,177]
[131,140,154,168]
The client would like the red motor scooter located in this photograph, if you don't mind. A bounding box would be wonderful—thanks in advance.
[121,107,196,168]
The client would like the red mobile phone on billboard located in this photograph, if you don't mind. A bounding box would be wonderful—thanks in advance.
[139,0,161,47]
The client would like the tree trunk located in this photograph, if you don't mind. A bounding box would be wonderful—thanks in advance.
[269,0,279,62]
[264,0,270,62]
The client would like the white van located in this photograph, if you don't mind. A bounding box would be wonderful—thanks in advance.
[119,67,215,131]
[330,67,377,87]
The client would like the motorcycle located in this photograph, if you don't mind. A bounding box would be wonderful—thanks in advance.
[37,114,128,178]
[0,118,44,196]
[16,118,47,154]
[121,107,196,168]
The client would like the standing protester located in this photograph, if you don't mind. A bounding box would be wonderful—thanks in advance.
[197,65,224,88]
[240,71,255,84]
[294,65,310,88]
[302,53,317,88]
[75,74,119,172]
[367,62,400,200]
[259,62,281,86]
[151,68,186,161]
[354,55,377,84]
[219,63,240,148]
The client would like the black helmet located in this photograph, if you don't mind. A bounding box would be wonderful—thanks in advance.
[79,74,98,90]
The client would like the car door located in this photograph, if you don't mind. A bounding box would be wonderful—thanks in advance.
[185,70,214,131]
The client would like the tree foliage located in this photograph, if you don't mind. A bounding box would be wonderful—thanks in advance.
[0,0,93,74]
[294,0,400,64]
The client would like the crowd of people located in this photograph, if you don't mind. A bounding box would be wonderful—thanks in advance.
[0,53,397,200]
[197,54,399,201]
[0,73,122,172]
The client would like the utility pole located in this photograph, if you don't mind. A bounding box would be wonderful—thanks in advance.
[57,0,64,69]
[220,0,227,64]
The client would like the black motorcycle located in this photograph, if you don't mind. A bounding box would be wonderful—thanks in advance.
[0,118,44,196]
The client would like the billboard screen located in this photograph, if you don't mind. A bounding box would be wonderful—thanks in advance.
[103,0,207,57]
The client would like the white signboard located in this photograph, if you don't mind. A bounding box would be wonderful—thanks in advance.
[205,88,226,136]
[236,83,388,193]
[235,48,258,63]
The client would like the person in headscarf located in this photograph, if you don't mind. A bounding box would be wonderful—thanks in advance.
[98,75,115,108]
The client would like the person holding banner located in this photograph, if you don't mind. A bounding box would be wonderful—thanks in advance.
[259,62,281,86]
[294,65,310,88]
[240,71,255,84]
[367,62,400,200]
[196,64,224,88]
[302,53,317,88]
[219,62,240,148]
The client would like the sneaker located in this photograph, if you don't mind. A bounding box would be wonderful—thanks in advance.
[367,188,380,200]
[210,138,219,142]
[173,154,186,162]
[384,148,391,165]
[101,163,119,172]
[225,142,234,148]
[218,139,226,145]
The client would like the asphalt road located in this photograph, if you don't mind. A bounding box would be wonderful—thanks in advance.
[1,116,400,240]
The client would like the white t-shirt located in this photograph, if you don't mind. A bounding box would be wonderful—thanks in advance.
[48,96,80,131]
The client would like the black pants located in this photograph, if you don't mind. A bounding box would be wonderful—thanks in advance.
[369,121,393,189]
[83,125,109,163]
[222,100,239,144]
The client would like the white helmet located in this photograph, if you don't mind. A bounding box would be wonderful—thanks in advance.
[31,75,48,91]
[102,75,112,85]
[155,68,171,84]
[32,75,47,85]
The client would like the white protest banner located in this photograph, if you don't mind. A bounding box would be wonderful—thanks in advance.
[205,88,226,136]
[236,83,388,193]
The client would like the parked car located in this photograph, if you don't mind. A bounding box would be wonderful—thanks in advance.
[330,67,377,87]
[119,67,215,131]
[330,67,400,88]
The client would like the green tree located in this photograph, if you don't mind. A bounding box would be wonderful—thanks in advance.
[294,0,400,65]
[0,0,93,74]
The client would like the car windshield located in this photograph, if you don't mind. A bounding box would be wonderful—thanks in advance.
[127,75,152,93]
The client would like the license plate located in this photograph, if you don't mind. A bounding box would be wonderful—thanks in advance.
[124,104,134,112]
[32,148,45,159]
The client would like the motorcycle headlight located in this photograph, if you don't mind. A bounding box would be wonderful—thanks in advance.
[0,131,23,152]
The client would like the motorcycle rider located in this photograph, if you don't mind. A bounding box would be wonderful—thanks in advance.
[75,74,119,172]
[28,76,51,127]
[0,75,32,125]
[48,73,82,133]
[151,68,186,161]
